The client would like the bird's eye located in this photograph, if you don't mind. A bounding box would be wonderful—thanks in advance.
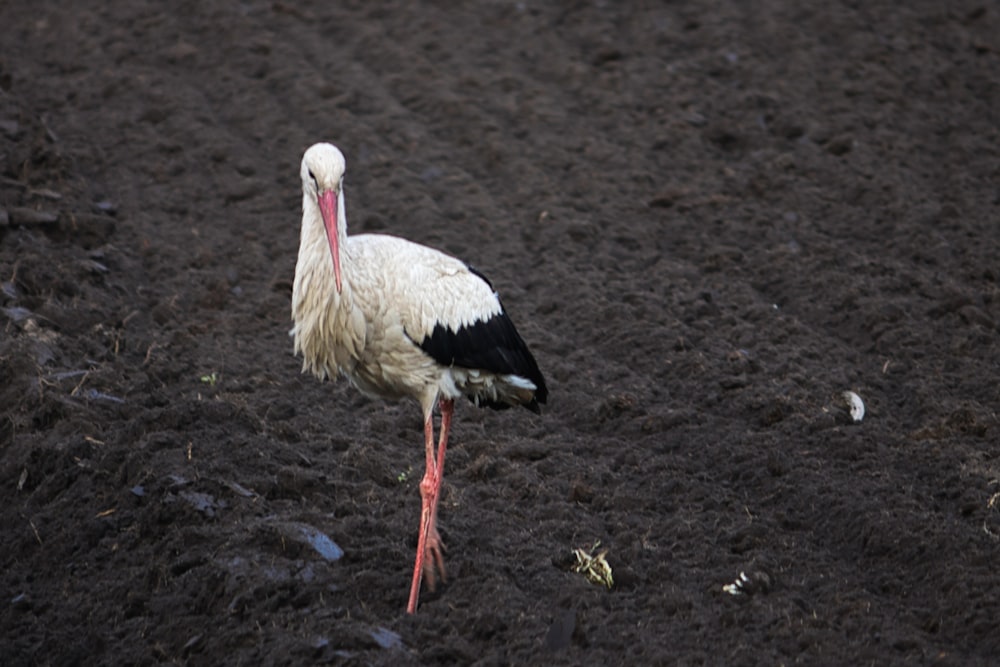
[308,169,317,184]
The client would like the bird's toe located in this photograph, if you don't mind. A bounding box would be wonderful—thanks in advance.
[422,532,447,590]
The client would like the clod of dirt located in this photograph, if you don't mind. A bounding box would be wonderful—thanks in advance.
[277,522,344,562]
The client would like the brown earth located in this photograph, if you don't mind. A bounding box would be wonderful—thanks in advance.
[2,2,1000,665]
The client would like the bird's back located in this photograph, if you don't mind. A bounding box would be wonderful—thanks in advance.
[345,234,500,330]
[342,234,547,411]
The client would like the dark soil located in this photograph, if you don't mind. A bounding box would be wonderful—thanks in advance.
[2,2,1000,665]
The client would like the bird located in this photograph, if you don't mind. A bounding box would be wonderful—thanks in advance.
[290,142,547,614]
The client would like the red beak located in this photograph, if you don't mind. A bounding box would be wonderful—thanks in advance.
[317,189,343,293]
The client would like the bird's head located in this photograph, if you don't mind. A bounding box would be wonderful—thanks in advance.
[301,143,347,293]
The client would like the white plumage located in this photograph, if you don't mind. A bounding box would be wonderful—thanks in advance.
[291,143,547,613]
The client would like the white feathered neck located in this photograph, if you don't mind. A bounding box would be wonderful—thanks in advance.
[291,144,361,380]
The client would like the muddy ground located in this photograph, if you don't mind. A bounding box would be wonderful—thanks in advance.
[2,1,999,665]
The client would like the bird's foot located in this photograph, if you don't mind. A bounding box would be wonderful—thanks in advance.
[422,524,447,591]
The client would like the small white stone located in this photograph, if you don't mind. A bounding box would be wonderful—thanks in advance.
[723,571,748,595]
[842,390,865,423]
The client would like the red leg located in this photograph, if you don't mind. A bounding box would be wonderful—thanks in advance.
[406,398,454,614]
[425,399,452,581]
[406,415,436,614]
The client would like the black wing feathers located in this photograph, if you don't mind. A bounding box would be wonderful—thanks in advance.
[418,304,548,413]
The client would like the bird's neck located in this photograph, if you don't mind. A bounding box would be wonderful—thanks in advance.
[300,189,349,268]
[292,193,353,378]
[296,201,333,289]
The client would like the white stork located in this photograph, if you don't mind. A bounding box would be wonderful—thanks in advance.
[291,143,547,614]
